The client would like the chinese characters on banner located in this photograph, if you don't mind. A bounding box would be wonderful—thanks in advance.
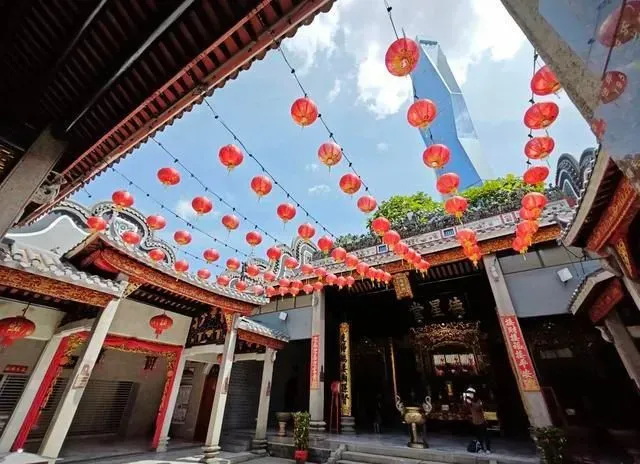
[310,334,320,390]
[339,323,352,416]
[500,315,540,392]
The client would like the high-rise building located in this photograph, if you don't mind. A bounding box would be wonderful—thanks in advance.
[411,39,493,192]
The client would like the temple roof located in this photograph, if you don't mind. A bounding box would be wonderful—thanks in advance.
[566,267,614,315]
[240,316,289,343]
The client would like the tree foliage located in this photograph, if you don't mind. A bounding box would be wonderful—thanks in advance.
[463,174,542,209]
[369,192,441,227]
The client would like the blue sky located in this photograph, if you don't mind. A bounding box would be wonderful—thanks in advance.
[72,0,596,275]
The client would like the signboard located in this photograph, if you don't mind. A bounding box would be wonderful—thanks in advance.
[310,334,320,390]
[171,385,192,424]
[500,316,540,392]
[72,363,92,389]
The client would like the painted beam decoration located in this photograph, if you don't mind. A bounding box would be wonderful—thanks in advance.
[338,322,352,417]
[588,278,624,323]
[499,316,540,392]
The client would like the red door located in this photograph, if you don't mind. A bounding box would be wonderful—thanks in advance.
[194,365,219,442]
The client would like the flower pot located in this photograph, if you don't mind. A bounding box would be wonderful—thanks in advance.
[294,449,309,463]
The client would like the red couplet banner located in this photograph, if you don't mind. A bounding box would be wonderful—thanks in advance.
[500,315,540,392]
[310,334,320,390]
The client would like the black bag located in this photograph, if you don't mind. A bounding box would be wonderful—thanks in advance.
[467,440,480,453]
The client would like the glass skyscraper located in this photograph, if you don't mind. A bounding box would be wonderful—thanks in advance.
[411,39,493,192]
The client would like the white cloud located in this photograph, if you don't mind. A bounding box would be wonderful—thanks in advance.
[327,79,342,102]
[308,184,331,195]
[175,199,196,220]
[377,142,389,152]
[305,163,320,172]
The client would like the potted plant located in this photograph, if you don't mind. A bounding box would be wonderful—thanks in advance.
[531,426,567,464]
[293,411,310,463]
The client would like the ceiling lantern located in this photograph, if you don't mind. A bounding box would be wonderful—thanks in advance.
[317,236,334,255]
[314,267,327,279]
[284,256,299,270]
[277,203,297,224]
[263,271,277,282]
[121,230,141,246]
[407,99,437,129]
[235,280,248,292]
[600,70,628,104]
[394,242,408,258]
[512,236,529,254]
[301,263,314,275]
[596,2,640,47]
[303,283,314,295]
[346,275,356,288]
[345,253,359,268]
[226,257,241,272]
[519,207,540,221]
[325,273,337,286]
[524,136,555,160]
[356,262,369,277]
[279,286,290,297]
[383,230,401,250]
[203,249,220,263]
[217,275,230,287]
[313,281,324,292]
[222,214,240,233]
[112,190,134,209]
[436,173,460,195]
[455,228,477,250]
[279,278,291,288]
[192,196,213,216]
[523,166,549,186]
[146,215,166,231]
[530,65,561,96]
[423,144,451,169]
[157,167,181,187]
[265,286,277,298]
[246,264,260,278]
[417,260,430,275]
[318,142,343,170]
[174,259,189,274]
[149,313,173,338]
[357,195,377,214]
[245,230,263,247]
[465,244,482,267]
[371,217,391,237]
[339,173,362,196]
[219,144,244,172]
[250,175,273,199]
[148,248,166,262]
[336,276,347,289]
[524,102,559,130]
[521,192,548,216]
[266,246,282,262]
[444,196,468,219]
[197,268,212,280]
[385,37,419,77]
[174,230,192,246]
[516,220,539,245]
[298,223,316,242]
[291,97,318,127]
[0,315,36,347]
[331,247,347,263]
[87,216,107,234]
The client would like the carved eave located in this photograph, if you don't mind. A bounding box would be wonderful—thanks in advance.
[567,268,616,316]
[238,329,286,351]
[236,316,289,351]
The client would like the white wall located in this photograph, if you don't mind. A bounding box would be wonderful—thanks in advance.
[0,338,46,374]
[0,299,64,340]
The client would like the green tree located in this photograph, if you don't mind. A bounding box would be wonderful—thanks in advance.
[463,174,543,209]
[370,191,441,228]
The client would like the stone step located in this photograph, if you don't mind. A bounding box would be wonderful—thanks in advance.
[341,450,439,464]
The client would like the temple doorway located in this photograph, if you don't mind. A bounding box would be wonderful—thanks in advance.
[194,365,219,442]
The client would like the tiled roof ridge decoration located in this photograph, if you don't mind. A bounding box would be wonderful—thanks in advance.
[566,267,616,315]
[239,316,289,342]
[0,239,126,296]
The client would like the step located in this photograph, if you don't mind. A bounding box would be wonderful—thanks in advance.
[341,450,440,464]
[343,443,479,464]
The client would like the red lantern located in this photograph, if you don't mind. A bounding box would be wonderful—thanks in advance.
[219,144,244,171]
[357,195,377,214]
[521,192,547,214]
[597,1,640,47]
[265,286,277,298]
[279,286,290,297]
[383,230,401,250]
[339,173,362,195]
[112,190,134,209]
[371,217,391,236]
[423,144,451,169]
[192,196,213,215]
[314,267,327,279]
[516,220,539,243]
[291,97,318,127]
[331,247,347,263]
[465,244,482,267]
[235,280,248,292]
[174,230,192,245]
[0,315,36,347]
[149,313,173,337]
[291,280,303,290]
[246,264,260,278]
[226,257,241,272]
[417,260,430,274]
[346,276,356,288]
[519,207,540,221]
[383,271,392,284]
[313,281,324,292]
[157,167,181,187]
[600,71,627,104]
[325,273,337,286]
[336,276,347,289]
[301,263,314,275]
[407,99,437,129]
[524,136,555,160]
[148,248,166,262]
[394,242,408,258]
[284,256,299,270]
[523,166,549,185]
[524,102,559,130]
[456,228,477,249]
[203,249,220,263]
[444,196,468,219]
[385,38,419,77]
[217,275,230,287]
[87,216,107,233]
[246,231,263,247]
[263,271,276,283]
[318,142,342,169]
[251,175,273,198]
[266,246,282,262]
[366,267,377,281]
[222,214,240,232]
[277,203,296,223]
[590,118,607,142]
[146,215,166,231]
[174,260,189,273]
[253,285,265,296]
[289,287,300,297]
[356,262,369,277]
[513,236,528,254]
[530,65,561,96]
[303,283,314,295]
[279,278,291,288]
[317,236,334,255]
[197,269,212,280]
[436,173,460,195]
[345,253,359,268]
[298,223,316,241]
[121,230,141,246]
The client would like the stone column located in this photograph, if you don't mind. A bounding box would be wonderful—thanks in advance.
[155,351,188,452]
[338,322,355,434]
[0,126,67,238]
[252,347,276,454]
[38,297,121,458]
[482,255,553,427]
[604,311,640,390]
[309,290,326,433]
[201,313,238,463]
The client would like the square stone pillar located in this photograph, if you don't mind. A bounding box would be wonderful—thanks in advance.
[38,297,121,458]
[309,290,326,433]
[482,255,552,428]
[252,347,276,454]
[155,350,187,452]
[201,313,238,463]
[604,311,640,390]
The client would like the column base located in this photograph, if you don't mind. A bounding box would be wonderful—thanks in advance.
[200,445,221,463]
[156,436,169,453]
[309,420,326,433]
[340,416,355,434]
[251,438,268,455]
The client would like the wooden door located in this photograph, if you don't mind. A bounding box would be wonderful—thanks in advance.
[194,365,219,442]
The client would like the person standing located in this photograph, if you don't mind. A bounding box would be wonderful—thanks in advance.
[464,387,491,454]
